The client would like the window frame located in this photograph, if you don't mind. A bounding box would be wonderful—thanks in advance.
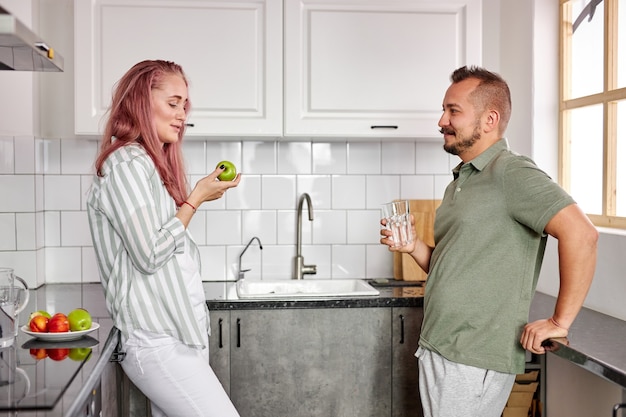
[560,0,626,228]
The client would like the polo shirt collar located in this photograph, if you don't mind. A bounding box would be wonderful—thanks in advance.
[452,138,509,178]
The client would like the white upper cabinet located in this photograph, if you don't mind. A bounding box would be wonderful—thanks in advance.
[74,0,283,137]
[74,0,481,139]
[284,0,482,138]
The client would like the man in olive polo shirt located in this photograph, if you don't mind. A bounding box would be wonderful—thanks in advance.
[381,66,598,417]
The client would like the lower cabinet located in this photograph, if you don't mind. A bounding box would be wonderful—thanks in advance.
[391,307,424,417]
[209,306,424,417]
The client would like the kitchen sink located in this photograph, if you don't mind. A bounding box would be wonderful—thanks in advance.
[234,279,380,299]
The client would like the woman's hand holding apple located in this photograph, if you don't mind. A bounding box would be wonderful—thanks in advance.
[188,162,241,205]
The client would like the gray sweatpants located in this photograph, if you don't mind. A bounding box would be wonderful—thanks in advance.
[416,347,515,417]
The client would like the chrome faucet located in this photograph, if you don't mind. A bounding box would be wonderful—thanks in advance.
[238,236,263,280]
[294,193,317,280]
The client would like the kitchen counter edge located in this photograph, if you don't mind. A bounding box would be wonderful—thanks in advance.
[531,292,626,389]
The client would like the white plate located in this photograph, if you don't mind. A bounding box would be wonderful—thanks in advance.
[21,322,100,342]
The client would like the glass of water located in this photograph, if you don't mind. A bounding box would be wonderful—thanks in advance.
[381,200,413,248]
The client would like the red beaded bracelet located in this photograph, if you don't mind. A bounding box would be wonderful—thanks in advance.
[182,201,196,213]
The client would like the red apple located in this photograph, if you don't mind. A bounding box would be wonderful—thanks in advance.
[47,348,70,361]
[29,315,49,332]
[48,313,70,333]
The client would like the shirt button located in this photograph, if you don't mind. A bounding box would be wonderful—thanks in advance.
[456,187,461,192]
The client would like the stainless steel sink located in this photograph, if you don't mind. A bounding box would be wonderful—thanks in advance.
[235,279,380,299]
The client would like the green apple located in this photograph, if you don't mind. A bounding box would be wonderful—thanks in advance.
[67,308,92,331]
[28,310,51,321]
[69,347,93,362]
[216,160,237,181]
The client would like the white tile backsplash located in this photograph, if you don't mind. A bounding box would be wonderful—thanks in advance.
[313,210,346,244]
[347,210,381,244]
[226,174,260,210]
[278,142,311,174]
[0,136,15,174]
[14,136,34,174]
[44,211,60,247]
[39,138,61,174]
[347,142,381,174]
[242,211,277,245]
[365,244,395,279]
[416,142,453,174]
[366,175,401,208]
[332,245,366,279]
[44,175,81,210]
[261,175,296,209]
[401,175,436,200]
[206,210,242,245]
[61,211,91,246]
[16,213,36,250]
[261,245,295,280]
[243,141,276,174]
[182,140,206,175]
[332,175,366,209]
[60,138,97,174]
[296,175,331,210]
[0,214,16,250]
[45,247,82,283]
[0,175,35,212]
[382,142,415,174]
[0,138,451,284]
[187,210,207,245]
[199,245,227,281]
[312,142,347,174]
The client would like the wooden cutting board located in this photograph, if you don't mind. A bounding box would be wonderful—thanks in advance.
[393,200,441,281]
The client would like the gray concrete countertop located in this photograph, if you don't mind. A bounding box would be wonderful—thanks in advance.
[530,292,626,388]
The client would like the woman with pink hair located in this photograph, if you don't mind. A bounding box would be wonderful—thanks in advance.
[87,60,241,417]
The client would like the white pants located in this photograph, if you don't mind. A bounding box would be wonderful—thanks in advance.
[121,333,240,417]
[417,347,515,417]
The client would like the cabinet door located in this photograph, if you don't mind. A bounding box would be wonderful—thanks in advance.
[209,310,231,394]
[392,307,424,417]
[230,308,392,417]
[285,0,481,138]
[75,0,282,137]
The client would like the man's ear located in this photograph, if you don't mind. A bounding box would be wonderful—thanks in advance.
[483,109,500,134]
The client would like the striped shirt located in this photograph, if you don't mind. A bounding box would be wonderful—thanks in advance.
[87,144,209,348]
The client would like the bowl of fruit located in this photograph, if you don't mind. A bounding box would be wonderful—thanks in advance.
[22,308,99,342]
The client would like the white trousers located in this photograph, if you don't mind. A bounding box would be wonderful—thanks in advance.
[120,333,240,417]
[417,347,515,417]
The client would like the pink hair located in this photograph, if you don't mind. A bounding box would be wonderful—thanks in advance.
[94,60,190,206]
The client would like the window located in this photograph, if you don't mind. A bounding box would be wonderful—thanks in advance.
[560,0,626,228]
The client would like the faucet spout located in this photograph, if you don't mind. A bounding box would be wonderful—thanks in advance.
[238,236,263,280]
[295,193,317,280]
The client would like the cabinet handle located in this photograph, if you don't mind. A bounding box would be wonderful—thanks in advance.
[371,125,398,129]
[399,314,405,344]
[236,318,241,348]
[184,123,195,127]
[613,403,626,417]
[218,318,223,349]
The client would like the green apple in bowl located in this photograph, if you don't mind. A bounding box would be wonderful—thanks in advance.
[216,161,237,181]
[68,308,92,331]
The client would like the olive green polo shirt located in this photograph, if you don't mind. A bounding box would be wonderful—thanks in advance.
[419,139,575,374]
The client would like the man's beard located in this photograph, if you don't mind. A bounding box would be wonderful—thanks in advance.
[441,121,481,156]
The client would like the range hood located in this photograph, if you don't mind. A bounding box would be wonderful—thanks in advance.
[0,5,63,71]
